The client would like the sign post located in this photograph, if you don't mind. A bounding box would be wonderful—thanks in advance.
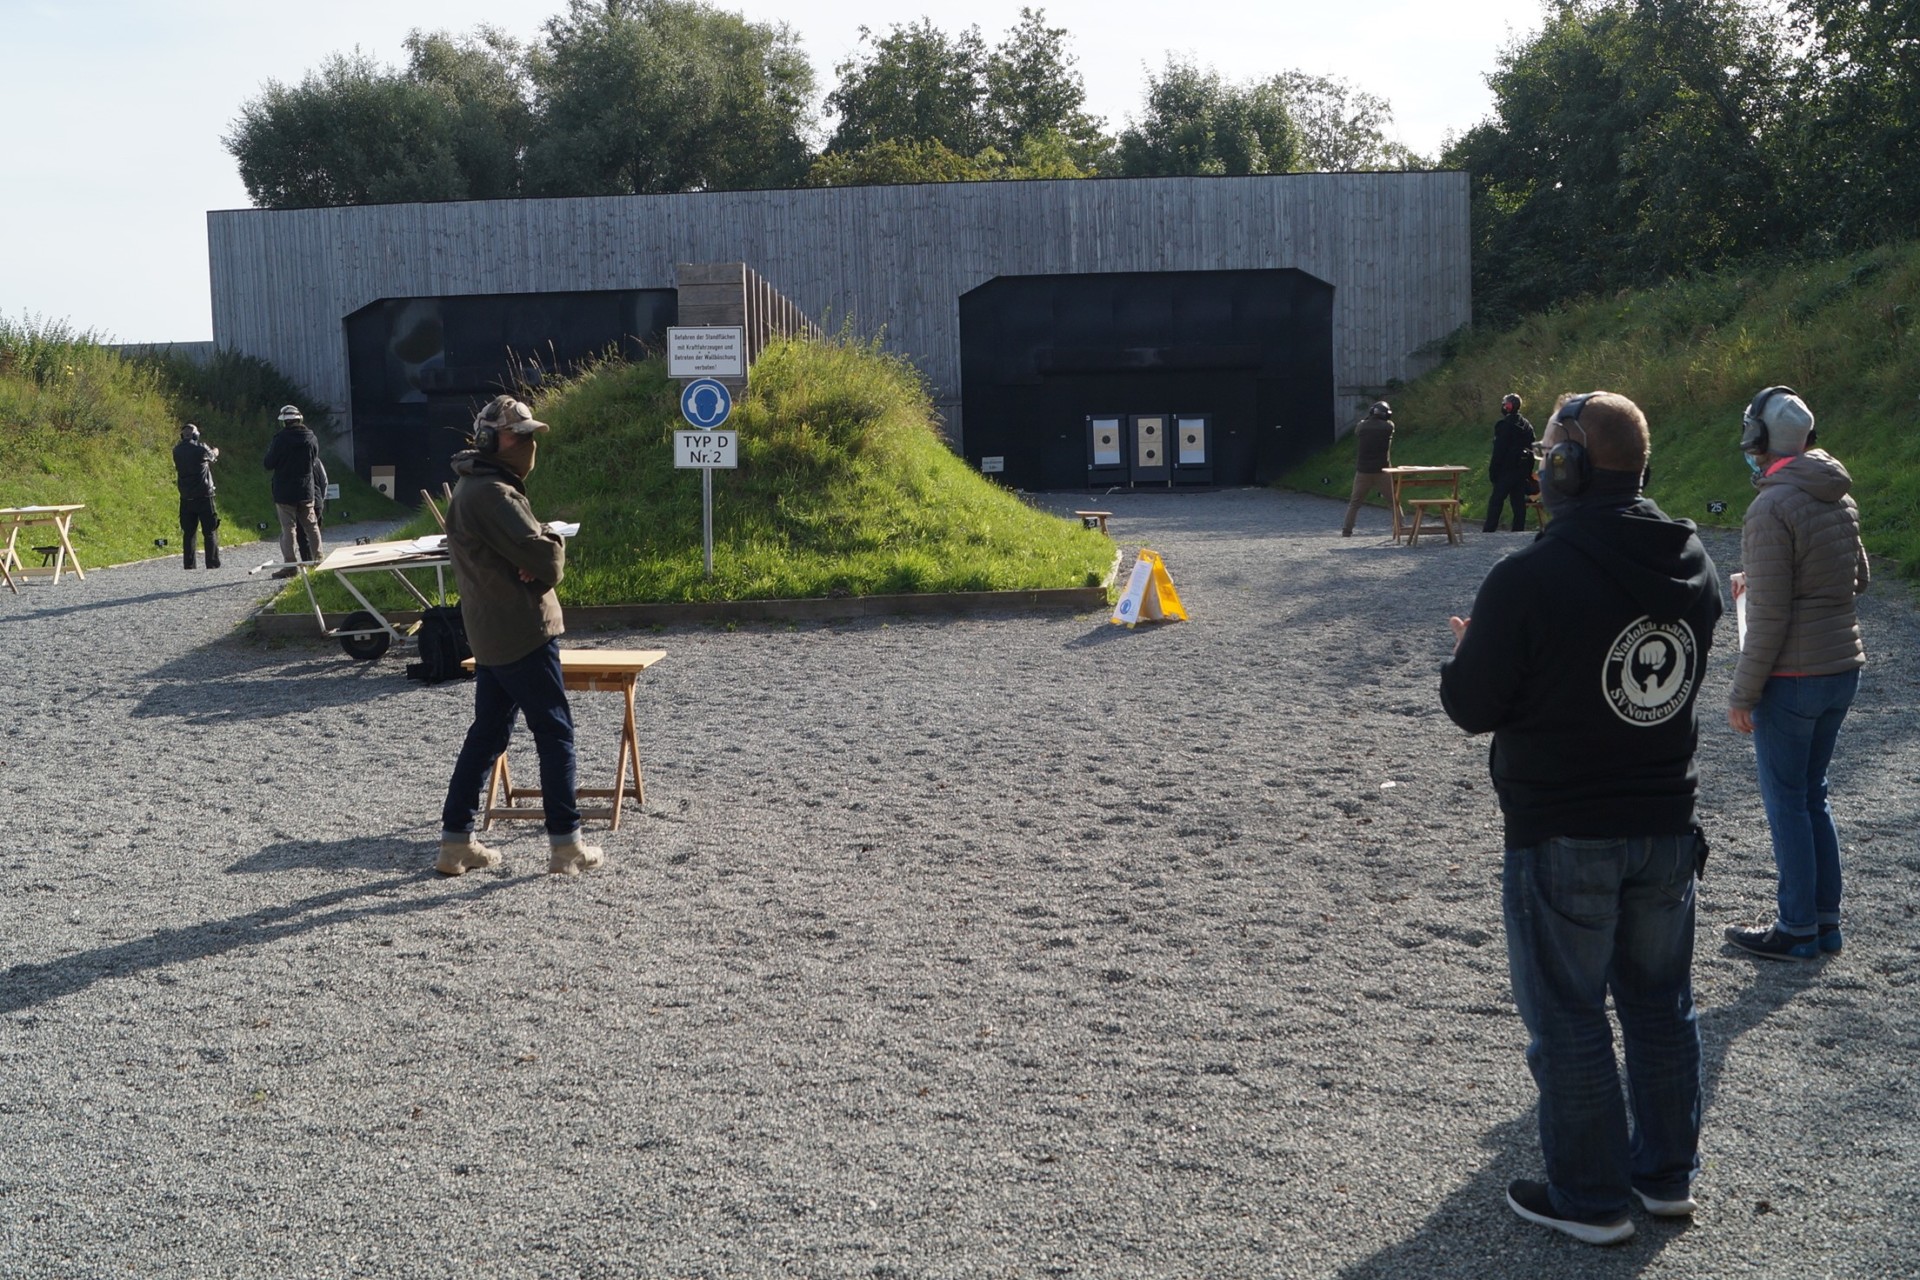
[675,378,737,579]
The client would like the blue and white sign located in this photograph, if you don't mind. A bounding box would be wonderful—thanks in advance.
[679,378,733,429]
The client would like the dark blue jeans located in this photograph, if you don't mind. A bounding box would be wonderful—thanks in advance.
[1504,834,1701,1220]
[440,640,581,838]
[1752,670,1858,935]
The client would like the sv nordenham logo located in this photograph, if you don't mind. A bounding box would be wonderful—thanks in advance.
[1602,616,1697,726]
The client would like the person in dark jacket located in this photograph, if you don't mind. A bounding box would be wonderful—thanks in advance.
[262,404,322,577]
[436,395,603,879]
[1723,387,1869,961]
[1441,391,1723,1246]
[1340,400,1404,537]
[296,454,330,563]
[171,423,221,569]
[1482,392,1537,532]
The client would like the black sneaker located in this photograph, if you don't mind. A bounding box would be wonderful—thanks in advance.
[1819,923,1843,954]
[1506,1179,1635,1245]
[1724,924,1819,961]
[1633,1186,1697,1217]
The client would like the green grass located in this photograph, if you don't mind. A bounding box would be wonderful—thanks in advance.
[275,334,1114,614]
[1281,241,1920,575]
[0,315,403,567]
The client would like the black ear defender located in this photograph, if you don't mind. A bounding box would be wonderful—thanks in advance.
[1741,385,1800,455]
[1544,392,1597,496]
[472,421,500,453]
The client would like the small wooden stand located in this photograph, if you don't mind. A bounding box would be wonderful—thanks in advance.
[462,649,666,832]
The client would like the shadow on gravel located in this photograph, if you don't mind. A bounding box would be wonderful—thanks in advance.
[0,862,523,1018]
[1336,969,1808,1278]
[8,579,251,622]
[227,830,444,874]
[132,645,419,723]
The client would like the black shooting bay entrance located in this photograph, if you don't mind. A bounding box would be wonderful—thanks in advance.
[958,269,1335,491]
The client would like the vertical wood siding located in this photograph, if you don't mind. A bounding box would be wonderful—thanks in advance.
[208,172,1470,445]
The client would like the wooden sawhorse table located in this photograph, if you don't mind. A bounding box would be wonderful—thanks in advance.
[461,648,666,833]
[0,504,87,589]
[1380,467,1468,544]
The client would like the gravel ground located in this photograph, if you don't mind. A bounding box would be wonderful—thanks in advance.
[2,491,1916,1280]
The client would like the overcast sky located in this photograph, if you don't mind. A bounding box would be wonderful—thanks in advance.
[2,0,1547,343]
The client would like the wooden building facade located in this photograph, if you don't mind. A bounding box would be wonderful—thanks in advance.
[207,172,1470,483]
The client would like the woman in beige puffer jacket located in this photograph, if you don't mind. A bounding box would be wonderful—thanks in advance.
[1724,388,1869,962]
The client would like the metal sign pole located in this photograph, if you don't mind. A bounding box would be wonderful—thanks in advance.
[702,468,714,579]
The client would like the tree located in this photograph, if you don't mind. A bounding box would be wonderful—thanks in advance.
[1114,59,1299,177]
[825,19,990,157]
[804,129,1093,188]
[1274,71,1421,171]
[1443,0,1789,326]
[226,39,528,209]
[822,9,1109,176]
[524,0,814,196]
[1781,0,1920,253]
[981,8,1108,166]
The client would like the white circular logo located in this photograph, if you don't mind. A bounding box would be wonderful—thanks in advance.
[1602,617,1697,726]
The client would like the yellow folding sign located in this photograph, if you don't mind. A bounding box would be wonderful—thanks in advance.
[1110,548,1188,627]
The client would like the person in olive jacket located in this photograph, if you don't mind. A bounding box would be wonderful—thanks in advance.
[1341,400,1404,537]
[262,404,322,576]
[1723,387,1869,962]
[1483,392,1537,532]
[435,395,603,879]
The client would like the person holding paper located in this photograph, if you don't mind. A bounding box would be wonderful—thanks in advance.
[1723,387,1870,961]
[435,395,603,878]
[1440,391,1722,1245]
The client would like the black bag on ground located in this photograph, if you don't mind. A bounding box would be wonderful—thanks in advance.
[407,605,474,684]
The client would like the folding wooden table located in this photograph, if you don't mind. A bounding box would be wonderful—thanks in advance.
[1380,467,1468,544]
[0,504,87,587]
[462,648,667,832]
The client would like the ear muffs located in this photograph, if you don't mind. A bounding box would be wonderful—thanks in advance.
[1742,385,1798,455]
[1544,393,1596,497]
[473,422,499,454]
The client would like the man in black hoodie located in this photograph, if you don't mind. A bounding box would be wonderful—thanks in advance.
[1482,392,1536,533]
[1440,391,1723,1246]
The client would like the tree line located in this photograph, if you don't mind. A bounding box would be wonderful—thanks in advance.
[226,0,1920,332]
[1445,0,1920,325]
[224,1,1415,206]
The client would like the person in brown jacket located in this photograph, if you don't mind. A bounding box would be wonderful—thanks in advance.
[1341,400,1404,537]
[435,395,603,878]
[1723,387,1869,961]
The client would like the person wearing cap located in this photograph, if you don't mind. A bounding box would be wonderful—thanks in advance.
[1340,400,1404,538]
[262,404,322,577]
[172,423,221,570]
[1441,391,1722,1245]
[1724,387,1869,961]
[1482,392,1537,533]
[435,394,603,878]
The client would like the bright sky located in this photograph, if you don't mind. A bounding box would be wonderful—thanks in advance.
[2,0,1548,343]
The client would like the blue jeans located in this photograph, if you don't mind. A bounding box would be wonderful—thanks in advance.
[1752,670,1858,935]
[440,640,581,838]
[1504,835,1701,1220]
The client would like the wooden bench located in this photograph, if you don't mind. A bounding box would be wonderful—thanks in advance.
[1073,510,1113,533]
[1405,498,1463,546]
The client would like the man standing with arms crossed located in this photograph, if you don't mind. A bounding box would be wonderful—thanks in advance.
[1440,391,1723,1245]
[436,394,603,878]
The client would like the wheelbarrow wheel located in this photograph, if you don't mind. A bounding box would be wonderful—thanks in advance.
[339,611,391,661]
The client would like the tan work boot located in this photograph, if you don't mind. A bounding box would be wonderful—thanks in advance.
[548,834,605,876]
[436,833,501,877]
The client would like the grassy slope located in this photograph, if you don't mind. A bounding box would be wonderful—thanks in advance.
[278,335,1113,613]
[1282,241,1920,574]
[0,326,402,567]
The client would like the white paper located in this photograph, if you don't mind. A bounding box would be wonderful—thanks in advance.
[408,534,447,554]
[548,521,580,538]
